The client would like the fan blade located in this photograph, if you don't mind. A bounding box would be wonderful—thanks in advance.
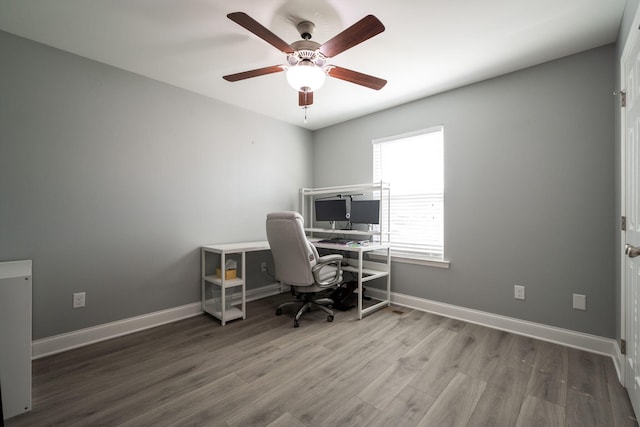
[227,12,294,54]
[327,66,387,90]
[299,90,314,106]
[223,65,284,82]
[319,15,385,58]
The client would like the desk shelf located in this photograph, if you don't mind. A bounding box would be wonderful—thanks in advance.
[202,302,244,322]
[342,265,388,282]
[203,275,244,288]
[304,228,380,237]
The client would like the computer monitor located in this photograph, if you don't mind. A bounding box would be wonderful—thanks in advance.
[314,199,347,222]
[349,200,380,224]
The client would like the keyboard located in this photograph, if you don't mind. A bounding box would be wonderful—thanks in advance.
[318,238,353,245]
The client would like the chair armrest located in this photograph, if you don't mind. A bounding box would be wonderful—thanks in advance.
[317,254,343,264]
[312,254,343,287]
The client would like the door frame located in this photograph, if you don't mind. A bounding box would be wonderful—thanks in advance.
[620,4,640,385]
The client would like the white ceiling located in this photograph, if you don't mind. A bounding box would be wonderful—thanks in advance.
[0,0,627,130]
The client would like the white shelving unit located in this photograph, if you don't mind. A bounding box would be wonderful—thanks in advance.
[299,182,391,242]
[201,242,267,326]
[201,275,245,324]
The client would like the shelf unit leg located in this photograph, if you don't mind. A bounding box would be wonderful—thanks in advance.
[221,252,226,326]
[201,250,206,313]
[241,251,246,319]
[386,247,391,307]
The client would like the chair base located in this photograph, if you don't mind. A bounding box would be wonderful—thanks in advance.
[276,295,334,327]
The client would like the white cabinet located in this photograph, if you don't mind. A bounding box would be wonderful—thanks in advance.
[0,260,32,420]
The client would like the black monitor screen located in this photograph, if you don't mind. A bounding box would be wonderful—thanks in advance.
[350,200,380,224]
[315,199,347,222]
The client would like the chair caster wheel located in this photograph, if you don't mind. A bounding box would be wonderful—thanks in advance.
[294,320,300,328]
[276,308,282,316]
[327,315,334,322]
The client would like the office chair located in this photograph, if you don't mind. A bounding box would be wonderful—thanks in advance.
[266,211,343,327]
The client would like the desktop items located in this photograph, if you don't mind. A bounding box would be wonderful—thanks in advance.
[318,237,354,245]
[215,259,238,280]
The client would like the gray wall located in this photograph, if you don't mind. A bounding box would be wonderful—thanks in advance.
[0,24,621,341]
[615,0,639,343]
[0,30,313,339]
[314,45,616,338]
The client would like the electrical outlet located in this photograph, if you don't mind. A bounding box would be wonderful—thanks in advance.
[73,292,86,308]
[514,285,525,300]
[573,293,586,310]
[261,262,267,273]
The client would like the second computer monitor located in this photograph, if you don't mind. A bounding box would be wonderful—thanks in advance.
[349,200,380,224]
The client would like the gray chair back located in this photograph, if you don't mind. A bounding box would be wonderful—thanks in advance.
[266,211,320,287]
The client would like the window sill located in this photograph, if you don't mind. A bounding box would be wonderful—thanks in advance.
[370,252,450,268]
[392,254,450,268]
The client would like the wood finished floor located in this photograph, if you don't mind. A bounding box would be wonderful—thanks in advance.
[6,293,639,427]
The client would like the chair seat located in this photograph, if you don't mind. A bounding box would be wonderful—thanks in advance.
[316,265,342,283]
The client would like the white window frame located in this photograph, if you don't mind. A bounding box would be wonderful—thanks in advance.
[373,126,449,268]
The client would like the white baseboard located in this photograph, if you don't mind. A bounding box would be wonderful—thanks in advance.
[32,282,286,359]
[245,282,284,301]
[613,341,625,383]
[32,302,203,359]
[367,288,619,368]
[34,283,621,380]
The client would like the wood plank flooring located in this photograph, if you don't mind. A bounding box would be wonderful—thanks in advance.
[6,293,639,427]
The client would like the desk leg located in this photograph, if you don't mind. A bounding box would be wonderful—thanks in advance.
[201,250,206,313]
[386,246,391,307]
[357,250,363,320]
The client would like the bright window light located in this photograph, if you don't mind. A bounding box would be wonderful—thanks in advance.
[373,126,444,258]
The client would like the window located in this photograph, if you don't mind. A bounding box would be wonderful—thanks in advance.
[373,126,444,260]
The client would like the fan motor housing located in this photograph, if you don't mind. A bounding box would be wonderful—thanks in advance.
[288,40,326,66]
[297,21,315,40]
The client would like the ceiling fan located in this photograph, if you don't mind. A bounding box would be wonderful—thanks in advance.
[223,12,387,111]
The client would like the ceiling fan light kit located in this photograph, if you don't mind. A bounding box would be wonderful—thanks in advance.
[286,61,326,92]
[223,11,387,121]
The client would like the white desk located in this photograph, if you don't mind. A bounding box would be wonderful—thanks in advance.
[201,240,390,324]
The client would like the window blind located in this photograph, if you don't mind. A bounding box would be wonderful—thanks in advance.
[373,126,444,258]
